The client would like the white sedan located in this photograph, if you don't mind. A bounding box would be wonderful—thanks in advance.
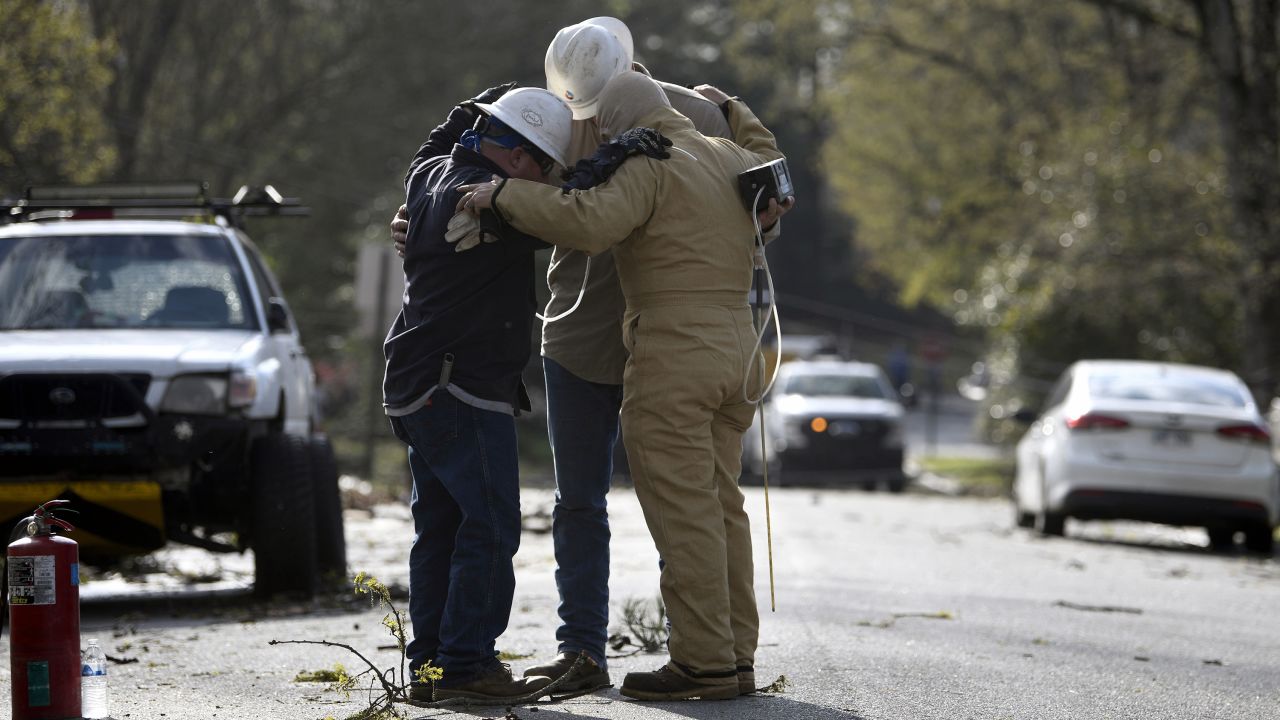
[1013,360,1278,553]
[744,360,907,490]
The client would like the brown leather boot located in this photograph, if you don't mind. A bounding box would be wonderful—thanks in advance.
[523,651,611,693]
[432,663,552,703]
[620,665,739,701]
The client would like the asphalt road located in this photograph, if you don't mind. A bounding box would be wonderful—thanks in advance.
[4,485,1277,720]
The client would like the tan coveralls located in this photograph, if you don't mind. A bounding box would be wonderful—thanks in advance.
[546,80,734,385]
[491,72,784,688]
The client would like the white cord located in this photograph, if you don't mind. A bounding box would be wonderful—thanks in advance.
[537,256,590,323]
[743,186,783,404]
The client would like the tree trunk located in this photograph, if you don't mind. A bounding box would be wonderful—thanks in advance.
[1195,0,1280,401]
[89,1,185,181]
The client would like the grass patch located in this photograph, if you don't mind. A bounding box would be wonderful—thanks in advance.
[918,456,1014,496]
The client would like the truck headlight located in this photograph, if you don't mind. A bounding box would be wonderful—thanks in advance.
[161,375,228,415]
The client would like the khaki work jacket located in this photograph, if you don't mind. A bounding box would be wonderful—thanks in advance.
[494,100,783,323]
[542,82,734,385]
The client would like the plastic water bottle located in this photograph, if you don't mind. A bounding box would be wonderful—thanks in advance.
[81,637,109,719]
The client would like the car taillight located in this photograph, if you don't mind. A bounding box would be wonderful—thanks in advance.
[1066,412,1130,430]
[1215,423,1270,444]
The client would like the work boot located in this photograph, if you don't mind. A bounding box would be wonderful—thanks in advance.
[432,663,553,703]
[737,665,756,695]
[620,665,739,701]
[523,650,611,693]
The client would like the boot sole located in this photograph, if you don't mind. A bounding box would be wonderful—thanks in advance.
[432,685,551,704]
[549,672,612,697]
[523,669,611,693]
[620,683,740,701]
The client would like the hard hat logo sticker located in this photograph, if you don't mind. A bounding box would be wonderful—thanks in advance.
[522,109,544,127]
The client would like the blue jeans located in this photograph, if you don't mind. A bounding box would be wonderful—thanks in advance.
[543,357,623,669]
[390,391,522,685]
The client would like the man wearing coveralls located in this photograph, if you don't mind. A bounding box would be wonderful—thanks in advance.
[460,71,785,701]
[390,17,789,696]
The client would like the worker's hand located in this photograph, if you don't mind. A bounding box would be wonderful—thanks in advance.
[456,175,503,216]
[693,84,732,105]
[758,195,796,231]
[459,82,518,114]
[444,211,492,252]
[391,204,409,258]
[563,129,672,191]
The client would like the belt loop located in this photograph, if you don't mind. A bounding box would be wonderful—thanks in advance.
[438,353,455,388]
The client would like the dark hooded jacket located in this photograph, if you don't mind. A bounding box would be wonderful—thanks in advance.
[383,106,547,416]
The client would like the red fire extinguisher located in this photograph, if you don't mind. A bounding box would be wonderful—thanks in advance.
[6,499,81,720]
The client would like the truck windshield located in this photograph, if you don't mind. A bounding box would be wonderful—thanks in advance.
[0,233,256,330]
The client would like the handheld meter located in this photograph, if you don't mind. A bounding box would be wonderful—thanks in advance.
[737,158,793,212]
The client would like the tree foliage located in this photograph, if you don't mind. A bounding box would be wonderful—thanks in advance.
[3,0,1277,418]
[824,0,1275,399]
[0,0,115,190]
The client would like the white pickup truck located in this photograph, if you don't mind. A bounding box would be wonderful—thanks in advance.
[0,184,344,596]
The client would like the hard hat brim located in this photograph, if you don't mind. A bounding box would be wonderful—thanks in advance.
[569,97,600,121]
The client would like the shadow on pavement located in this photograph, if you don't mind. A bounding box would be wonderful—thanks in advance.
[405,692,869,720]
[80,584,370,629]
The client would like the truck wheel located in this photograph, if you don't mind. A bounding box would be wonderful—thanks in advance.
[310,434,347,583]
[1243,523,1275,555]
[251,433,317,597]
[1206,527,1236,552]
[886,473,908,494]
[1037,510,1066,537]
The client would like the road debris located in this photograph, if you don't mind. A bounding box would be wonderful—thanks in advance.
[1053,600,1143,614]
[857,610,955,629]
[759,675,789,693]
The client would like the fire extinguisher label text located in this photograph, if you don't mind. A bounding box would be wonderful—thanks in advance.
[7,554,56,605]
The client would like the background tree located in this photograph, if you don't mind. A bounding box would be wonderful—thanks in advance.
[5,0,1275,472]
[823,0,1270,408]
[0,1,115,191]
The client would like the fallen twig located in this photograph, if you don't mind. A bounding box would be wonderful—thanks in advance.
[1053,600,1143,614]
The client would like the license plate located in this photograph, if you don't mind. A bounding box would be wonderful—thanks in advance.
[1152,428,1191,447]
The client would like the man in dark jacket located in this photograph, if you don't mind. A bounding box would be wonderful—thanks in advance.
[383,84,572,703]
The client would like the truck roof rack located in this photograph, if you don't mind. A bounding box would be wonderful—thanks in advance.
[1,181,309,229]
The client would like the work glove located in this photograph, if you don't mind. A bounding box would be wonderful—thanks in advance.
[562,127,674,191]
[615,127,674,160]
[459,82,518,116]
[448,208,491,251]
[438,82,520,147]
[444,210,504,252]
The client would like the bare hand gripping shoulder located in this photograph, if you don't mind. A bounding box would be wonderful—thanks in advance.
[561,128,673,191]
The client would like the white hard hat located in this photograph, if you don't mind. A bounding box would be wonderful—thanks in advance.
[583,16,633,60]
[545,18,635,120]
[474,88,573,169]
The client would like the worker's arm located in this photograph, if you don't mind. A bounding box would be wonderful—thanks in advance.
[464,159,659,256]
[404,82,517,186]
[692,84,785,164]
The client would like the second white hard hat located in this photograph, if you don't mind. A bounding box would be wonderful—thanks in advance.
[545,17,635,120]
[475,88,573,169]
